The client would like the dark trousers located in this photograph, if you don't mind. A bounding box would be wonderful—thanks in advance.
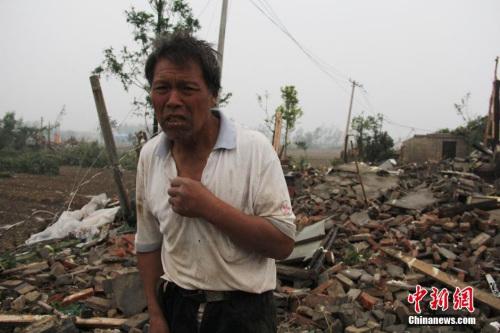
[156,280,277,333]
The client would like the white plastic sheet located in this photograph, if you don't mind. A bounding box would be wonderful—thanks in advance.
[26,194,119,245]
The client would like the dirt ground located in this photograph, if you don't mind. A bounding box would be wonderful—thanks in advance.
[0,166,136,253]
[287,148,341,167]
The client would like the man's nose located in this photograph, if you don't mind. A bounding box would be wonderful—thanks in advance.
[166,89,183,108]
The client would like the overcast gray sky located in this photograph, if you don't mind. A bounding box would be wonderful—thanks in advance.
[1,0,499,142]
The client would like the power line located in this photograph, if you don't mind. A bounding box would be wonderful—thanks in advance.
[247,0,350,93]
[197,0,214,17]
[248,0,435,135]
[357,88,435,133]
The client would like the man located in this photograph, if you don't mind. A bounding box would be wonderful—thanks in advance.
[135,32,296,333]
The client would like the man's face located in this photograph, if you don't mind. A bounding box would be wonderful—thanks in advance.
[150,58,216,141]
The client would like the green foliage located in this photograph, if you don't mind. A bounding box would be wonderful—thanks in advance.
[449,115,487,146]
[343,244,368,266]
[351,113,395,162]
[59,141,109,168]
[0,151,59,175]
[295,140,308,153]
[0,112,41,150]
[330,157,343,167]
[94,0,200,130]
[0,253,16,270]
[436,93,487,146]
[277,85,303,157]
[297,156,309,171]
[119,149,138,170]
[51,302,83,316]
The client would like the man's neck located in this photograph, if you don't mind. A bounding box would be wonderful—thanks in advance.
[171,114,220,158]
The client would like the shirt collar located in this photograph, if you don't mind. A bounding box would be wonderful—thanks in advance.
[156,109,236,158]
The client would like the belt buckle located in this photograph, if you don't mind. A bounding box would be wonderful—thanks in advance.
[204,291,226,302]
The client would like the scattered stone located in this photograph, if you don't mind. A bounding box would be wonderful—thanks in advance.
[11,295,26,311]
[84,296,112,312]
[386,263,404,278]
[14,283,36,295]
[24,290,41,302]
[105,271,147,316]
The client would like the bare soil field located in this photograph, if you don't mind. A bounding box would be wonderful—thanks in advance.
[0,166,136,253]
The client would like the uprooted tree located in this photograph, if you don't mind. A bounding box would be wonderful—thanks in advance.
[351,113,395,162]
[93,0,200,135]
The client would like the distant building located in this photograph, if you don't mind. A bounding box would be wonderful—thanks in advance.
[400,133,469,164]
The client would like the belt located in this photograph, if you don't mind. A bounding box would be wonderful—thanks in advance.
[161,280,235,303]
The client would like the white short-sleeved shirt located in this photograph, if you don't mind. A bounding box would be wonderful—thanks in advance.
[135,110,296,293]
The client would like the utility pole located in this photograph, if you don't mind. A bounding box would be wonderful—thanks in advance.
[90,75,132,220]
[343,80,362,162]
[484,57,500,147]
[217,0,229,77]
[47,122,51,147]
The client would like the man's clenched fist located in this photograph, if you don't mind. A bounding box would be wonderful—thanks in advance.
[167,177,214,218]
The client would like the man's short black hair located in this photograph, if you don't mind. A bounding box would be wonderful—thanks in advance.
[145,32,221,97]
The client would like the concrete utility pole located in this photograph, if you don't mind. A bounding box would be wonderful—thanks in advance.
[343,80,362,163]
[90,75,132,220]
[217,0,229,77]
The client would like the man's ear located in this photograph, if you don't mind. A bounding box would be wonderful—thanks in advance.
[211,95,217,107]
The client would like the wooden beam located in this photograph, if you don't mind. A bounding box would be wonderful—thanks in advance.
[0,315,127,329]
[438,199,498,217]
[277,264,314,280]
[382,247,500,311]
[0,314,51,325]
[75,317,127,328]
[90,75,132,220]
[272,110,282,154]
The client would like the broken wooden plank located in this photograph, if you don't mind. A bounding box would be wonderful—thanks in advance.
[382,247,500,311]
[75,316,128,328]
[438,199,498,218]
[277,264,314,280]
[0,261,48,277]
[0,314,51,325]
[61,288,94,306]
[0,314,127,329]
[440,170,482,181]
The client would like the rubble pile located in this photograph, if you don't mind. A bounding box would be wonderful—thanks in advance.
[277,161,500,333]
[0,204,147,333]
[0,160,499,332]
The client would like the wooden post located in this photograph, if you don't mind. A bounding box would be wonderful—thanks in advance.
[90,75,131,220]
[217,0,229,76]
[351,140,368,206]
[272,110,282,154]
[343,80,360,162]
[483,57,499,147]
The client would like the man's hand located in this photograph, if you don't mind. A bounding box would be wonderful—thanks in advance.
[167,177,213,218]
[149,312,170,333]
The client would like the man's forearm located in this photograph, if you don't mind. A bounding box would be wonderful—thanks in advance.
[137,249,164,316]
[203,196,294,260]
